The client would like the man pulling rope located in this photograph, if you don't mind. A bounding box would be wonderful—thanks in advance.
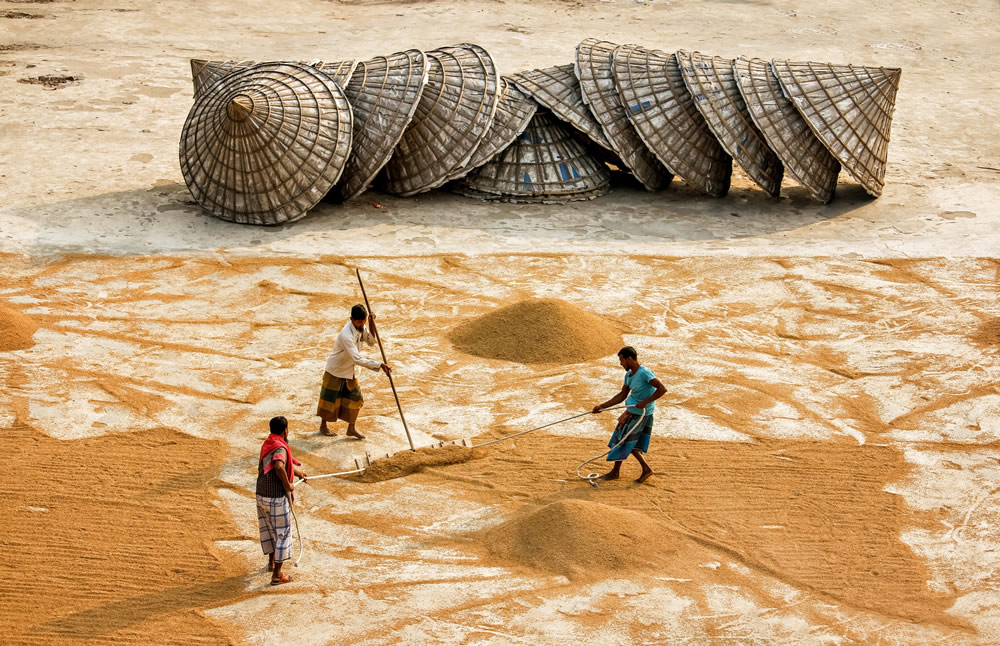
[256,416,308,585]
[591,346,666,483]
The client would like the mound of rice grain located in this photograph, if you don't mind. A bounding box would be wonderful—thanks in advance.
[479,498,677,579]
[448,298,622,364]
[0,303,39,351]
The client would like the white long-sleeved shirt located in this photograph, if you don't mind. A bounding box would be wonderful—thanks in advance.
[324,320,381,379]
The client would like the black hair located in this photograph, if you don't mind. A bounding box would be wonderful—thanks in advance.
[350,303,367,321]
[617,346,638,361]
[269,416,288,435]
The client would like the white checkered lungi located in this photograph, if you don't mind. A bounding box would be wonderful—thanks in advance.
[256,494,293,563]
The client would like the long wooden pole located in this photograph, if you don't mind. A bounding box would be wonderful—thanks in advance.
[356,268,415,452]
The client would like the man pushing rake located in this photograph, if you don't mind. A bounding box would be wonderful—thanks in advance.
[317,303,392,439]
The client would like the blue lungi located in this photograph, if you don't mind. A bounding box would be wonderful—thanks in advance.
[606,413,653,461]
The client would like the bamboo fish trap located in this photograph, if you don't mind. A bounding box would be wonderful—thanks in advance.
[612,43,732,197]
[179,62,353,225]
[677,50,784,197]
[733,57,841,203]
[381,43,501,196]
[458,110,611,204]
[771,60,901,197]
[576,38,673,191]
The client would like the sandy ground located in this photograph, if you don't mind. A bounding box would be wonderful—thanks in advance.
[2,0,1000,644]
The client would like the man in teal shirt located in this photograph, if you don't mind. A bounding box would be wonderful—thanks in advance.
[592,346,666,483]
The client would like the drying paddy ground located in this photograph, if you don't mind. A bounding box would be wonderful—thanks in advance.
[4,253,1000,644]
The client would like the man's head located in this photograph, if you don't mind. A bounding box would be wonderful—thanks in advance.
[269,415,288,438]
[617,346,638,370]
[350,303,367,330]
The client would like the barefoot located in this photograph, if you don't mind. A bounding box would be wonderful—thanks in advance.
[346,428,366,440]
[320,426,337,437]
[636,470,654,484]
[598,472,619,481]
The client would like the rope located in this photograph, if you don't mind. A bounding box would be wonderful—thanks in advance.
[285,491,303,567]
[469,404,627,449]
[576,408,647,487]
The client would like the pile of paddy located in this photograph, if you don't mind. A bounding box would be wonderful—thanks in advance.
[357,444,475,482]
[0,302,39,351]
[479,499,679,579]
[448,298,623,364]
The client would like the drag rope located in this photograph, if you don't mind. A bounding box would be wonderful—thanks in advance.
[469,404,627,449]
[576,408,647,486]
[285,491,303,567]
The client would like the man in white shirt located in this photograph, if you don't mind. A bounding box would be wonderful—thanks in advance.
[317,304,391,439]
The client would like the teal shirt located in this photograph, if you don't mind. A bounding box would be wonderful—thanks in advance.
[624,365,657,414]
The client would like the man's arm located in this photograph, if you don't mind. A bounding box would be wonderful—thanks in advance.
[344,328,383,372]
[635,378,667,410]
[273,459,293,498]
[593,384,630,414]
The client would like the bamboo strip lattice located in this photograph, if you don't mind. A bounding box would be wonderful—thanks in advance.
[613,43,732,197]
[576,38,673,191]
[381,43,501,196]
[771,60,901,197]
[179,62,353,225]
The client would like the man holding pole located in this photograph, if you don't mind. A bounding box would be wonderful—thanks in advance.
[317,303,391,439]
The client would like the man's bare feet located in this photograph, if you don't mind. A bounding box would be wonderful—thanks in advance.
[636,470,654,484]
[320,426,337,437]
[346,428,366,440]
[598,472,619,481]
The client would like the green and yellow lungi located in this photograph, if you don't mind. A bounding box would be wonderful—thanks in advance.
[317,372,364,423]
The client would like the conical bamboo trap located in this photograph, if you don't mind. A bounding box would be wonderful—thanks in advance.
[771,60,901,197]
[189,58,357,99]
[333,49,429,201]
[576,38,673,191]
[455,78,538,179]
[180,41,903,224]
[733,57,841,203]
[508,63,613,152]
[677,50,784,197]
[612,43,732,197]
[458,110,611,203]
[381,43,501,196]
[179,62,353,225]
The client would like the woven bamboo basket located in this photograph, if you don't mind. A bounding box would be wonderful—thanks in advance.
[676,50,784,197]
[508,63,613,152]
[575,38,672,191]
[333,49,429,201]
[458,110,611,203]
[451,78,537,180]
[381,43,501,196]
[612,43,732,197]
[732,57,841,203]
[771,60,901,197]
[179,62,353,226]
[189,58,357,99]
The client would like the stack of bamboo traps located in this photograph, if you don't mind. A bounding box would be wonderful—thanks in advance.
[180,39,901,225]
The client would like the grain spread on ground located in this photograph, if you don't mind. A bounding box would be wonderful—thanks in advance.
[447,298,623,364]
[357,444,476,482]
[1,420,253,645]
